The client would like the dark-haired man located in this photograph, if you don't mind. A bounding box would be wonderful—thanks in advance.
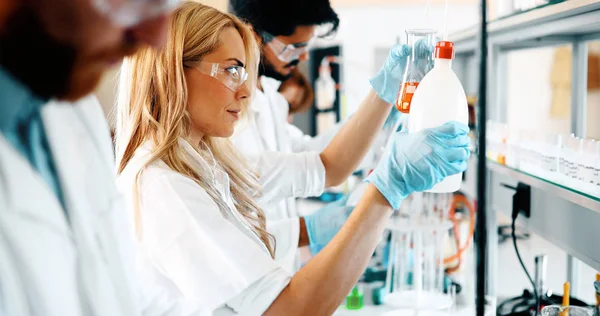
[0,0,207,314]
[230,0,410,273]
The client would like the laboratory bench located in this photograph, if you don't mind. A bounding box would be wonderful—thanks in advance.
[297,195,599,315]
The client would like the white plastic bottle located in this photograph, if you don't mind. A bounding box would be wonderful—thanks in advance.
[315,65,336,110]
[408,41,469,193]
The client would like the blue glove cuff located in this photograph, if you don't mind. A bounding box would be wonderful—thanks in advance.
[305,217,327,255]
[369,74,397,105]
[364,175,408,210]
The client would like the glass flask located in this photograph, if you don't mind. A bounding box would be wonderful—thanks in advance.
[395,29,436,114]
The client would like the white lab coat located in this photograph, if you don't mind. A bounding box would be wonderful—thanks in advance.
[231,76,395,271]
[116,139,291,315]
[232,76,327,272]
[0,96,206,316]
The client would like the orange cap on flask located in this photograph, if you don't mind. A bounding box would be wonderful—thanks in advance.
[435,41,455,60]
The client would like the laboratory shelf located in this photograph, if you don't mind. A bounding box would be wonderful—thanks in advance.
[450,0,600,53]
[487,161,600,214]
[449,0,600,301]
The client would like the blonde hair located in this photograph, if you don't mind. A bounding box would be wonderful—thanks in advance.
[115,1,274,257]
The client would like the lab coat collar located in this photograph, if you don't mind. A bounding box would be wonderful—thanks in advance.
[138,138,233,211]
[135,138,272,255]
[250,76,283,114]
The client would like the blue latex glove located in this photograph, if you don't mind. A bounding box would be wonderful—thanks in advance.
[305,196,354,255]
[370,44,411,104]
[366,121,471,210]
[374,40,436,124]
[383,107,402,130]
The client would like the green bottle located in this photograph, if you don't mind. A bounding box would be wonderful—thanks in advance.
[346,285,364,310]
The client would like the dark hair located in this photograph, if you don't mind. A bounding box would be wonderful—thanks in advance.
[229,0,340,38]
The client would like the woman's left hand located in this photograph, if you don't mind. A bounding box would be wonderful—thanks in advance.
[304,196,354,255]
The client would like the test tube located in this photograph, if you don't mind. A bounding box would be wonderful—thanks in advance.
[519,130,532,173]
[506,127,521,169]
[499,123,509,165]
[582,139,598,195]
[567,137,584,191]
[544,134,562,182]
[424,228,436,292]
[486,120,497,162]
[559,134,575,186]
[396,231,411,292]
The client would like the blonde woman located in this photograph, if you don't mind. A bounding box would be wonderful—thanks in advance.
[116,2,470,314]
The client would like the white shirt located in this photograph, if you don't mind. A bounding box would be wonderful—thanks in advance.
[0,95,207,316]
[116,139,291,315]
[232,77,327,272]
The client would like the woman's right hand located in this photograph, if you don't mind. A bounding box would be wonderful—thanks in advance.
[366,121,470,210]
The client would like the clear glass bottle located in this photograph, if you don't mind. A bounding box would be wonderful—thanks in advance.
[566,136,584,190]
[581,139,599,196]
[395,29,436,114]
[506,127,522,169]
[558,133,575,184]
[541,133,562,182]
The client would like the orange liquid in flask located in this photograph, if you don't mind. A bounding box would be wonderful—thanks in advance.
[395,81,419,114]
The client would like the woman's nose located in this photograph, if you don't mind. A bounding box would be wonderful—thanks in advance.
[236,82,251,100]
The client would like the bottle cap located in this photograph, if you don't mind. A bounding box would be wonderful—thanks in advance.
[435,41,455,60]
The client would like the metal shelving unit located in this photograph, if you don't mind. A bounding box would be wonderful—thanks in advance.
[450,0,600,299]
[487,162,600,213]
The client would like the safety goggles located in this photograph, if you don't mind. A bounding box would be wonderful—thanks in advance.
[184,61,249,92]
[92,0,181,27]
[261,31,314,63]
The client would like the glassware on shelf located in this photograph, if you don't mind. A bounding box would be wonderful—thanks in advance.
[486,121,509,165]
[540,133,562,182]
[498,124,509,165]
[506,127,522,169]
[395,29,436,114]
[519,129,538,175]
[484,121,600,197]
[557,133,574,185]
[564,136,584,190]
[581,139,599,196]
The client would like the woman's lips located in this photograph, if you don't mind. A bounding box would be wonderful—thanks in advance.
[227,109,240,119]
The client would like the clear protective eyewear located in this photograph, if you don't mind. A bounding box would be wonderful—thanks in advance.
[261,31,314,63]
[92,0,181,27]
[184,61,249,92]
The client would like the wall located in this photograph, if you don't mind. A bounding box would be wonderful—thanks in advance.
[506,46,572,135]
[326,4,479,115]
[505,43,600,139]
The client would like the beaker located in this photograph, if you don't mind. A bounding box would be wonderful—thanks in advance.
[541,306,595,316]
[385,216,453,311]
[395,29,436,114]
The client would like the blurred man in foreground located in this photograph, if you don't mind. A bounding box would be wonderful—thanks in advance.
[0,0,206,314]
